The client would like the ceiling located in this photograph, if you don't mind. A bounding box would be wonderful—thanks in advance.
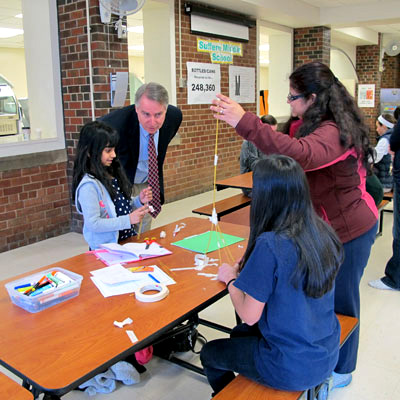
[1,0,399,52]
[0,0,22,48]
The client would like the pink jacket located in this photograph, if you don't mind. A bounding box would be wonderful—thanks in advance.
[236,112,377,243]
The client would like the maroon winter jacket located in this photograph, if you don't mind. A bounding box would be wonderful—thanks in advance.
[236,112,378,243]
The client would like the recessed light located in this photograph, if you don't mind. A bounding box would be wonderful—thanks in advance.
[259,44,270,51]
[15,14,23,19]
[128,45,144,51]
[0,27,24,38]
[127,26,143,33]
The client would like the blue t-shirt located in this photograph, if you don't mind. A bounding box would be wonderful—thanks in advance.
[234,232,340,391]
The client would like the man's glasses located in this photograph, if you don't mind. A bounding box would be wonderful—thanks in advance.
[287,93,305,102]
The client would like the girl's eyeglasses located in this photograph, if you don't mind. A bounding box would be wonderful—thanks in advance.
[287,93,305,102]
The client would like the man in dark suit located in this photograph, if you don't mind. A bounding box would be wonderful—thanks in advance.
[101,82,182,232]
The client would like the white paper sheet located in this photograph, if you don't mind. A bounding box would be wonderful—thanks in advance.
[90,265,176,297]
[90,264,141,284]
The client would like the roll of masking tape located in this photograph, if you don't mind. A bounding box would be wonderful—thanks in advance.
[135,283,169,303]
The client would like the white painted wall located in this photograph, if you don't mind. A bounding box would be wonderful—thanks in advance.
[268,33,292,120]
[129,56,145,82]
[260,66,269,91]
[330,38,357,96]
[142,1,176,105]
[0,48,28,99]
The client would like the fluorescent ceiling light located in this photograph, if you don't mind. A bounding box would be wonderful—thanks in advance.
[259,44,270,51]
[15,14,23,19]
[128,45,144,51]
[127,26,143,33]
[0,27,24,38]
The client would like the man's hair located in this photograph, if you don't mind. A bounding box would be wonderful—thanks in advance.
[135,82,169,107]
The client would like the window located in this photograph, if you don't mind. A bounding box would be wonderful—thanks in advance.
[0,0,65,157]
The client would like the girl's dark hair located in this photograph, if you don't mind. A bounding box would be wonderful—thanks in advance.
[239,155,343,298]
[290,62,372,168]
[281,115,300,135]
[260,114,277,126]
[72,121,132,201]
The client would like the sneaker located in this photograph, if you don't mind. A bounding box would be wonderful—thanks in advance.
[332,372,352,389]
[368,279,396,290]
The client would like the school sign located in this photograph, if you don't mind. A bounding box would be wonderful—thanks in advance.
[197,38,243,64]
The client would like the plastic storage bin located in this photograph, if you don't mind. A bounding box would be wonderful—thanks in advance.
[5,267,83,313]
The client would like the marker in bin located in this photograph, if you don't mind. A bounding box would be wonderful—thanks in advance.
[52,271,73,284]
[19,270,73,296]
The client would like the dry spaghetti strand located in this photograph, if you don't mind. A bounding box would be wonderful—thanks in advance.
[204,118,235,264]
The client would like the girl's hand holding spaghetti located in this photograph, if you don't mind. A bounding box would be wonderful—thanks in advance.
[129,204,149,224]
[139,187,153,204]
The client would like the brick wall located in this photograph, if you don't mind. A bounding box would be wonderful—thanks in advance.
[163,1,257,201]
[293,26,331,69]
[58,0,129,231]
[381,53,400,88]
[0,163,70,252]
[356,39,382,143]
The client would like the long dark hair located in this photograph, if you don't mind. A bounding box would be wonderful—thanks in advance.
[240,155,343,298]
[72,121,132,201]
[290,62,372,168]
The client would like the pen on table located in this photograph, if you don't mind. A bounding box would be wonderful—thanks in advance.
[148,273,160,283]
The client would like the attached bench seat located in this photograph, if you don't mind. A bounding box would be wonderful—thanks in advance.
[192,194,251,220]
[383,191,393,201]
[213,314,359,400]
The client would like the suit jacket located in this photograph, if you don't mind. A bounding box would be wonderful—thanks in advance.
[100,104,182,203]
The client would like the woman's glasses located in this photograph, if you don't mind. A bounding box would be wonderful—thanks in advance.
[287,93,305,102]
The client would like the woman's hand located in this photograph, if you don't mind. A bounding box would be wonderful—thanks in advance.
[210,93,246,128]
[139,187,153,204]
[218,262,239,285]
[129,204,149,225]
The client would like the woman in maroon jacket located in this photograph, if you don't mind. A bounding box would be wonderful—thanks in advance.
[211,62,378,397]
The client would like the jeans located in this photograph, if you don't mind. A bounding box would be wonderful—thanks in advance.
[200,324,265,396]
[334,221,378,374]
[382,183,400,288]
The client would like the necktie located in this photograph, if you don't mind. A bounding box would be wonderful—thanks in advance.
[148,134,161,218]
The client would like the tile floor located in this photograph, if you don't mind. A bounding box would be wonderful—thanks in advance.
[1,190,399,400]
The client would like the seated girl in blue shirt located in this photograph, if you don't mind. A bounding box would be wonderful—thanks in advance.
[72,121,152,250]
[200,154,343,396]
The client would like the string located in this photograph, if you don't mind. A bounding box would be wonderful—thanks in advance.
[137,219,143,240]
[204,118,235,264]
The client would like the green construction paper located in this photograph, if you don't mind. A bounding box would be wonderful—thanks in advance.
[171,231,244,254]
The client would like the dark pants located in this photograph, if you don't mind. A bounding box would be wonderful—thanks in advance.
[334,221,378,374]
[382,184,400,288]
[200,324,265,396]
